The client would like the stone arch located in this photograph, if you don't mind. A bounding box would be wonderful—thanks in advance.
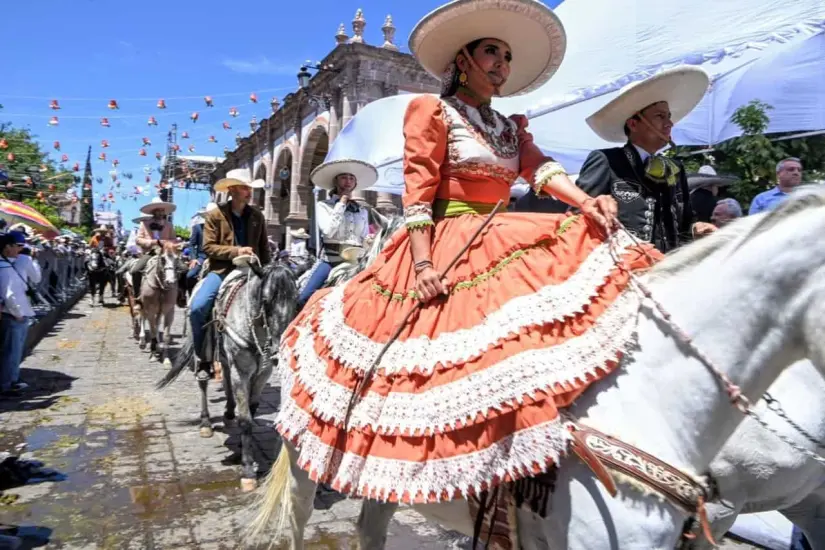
[253,163,267,208]
[297,124,330,233]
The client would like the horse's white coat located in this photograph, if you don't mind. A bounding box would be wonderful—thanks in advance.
[139,248,179,360]
[265,188,825,549]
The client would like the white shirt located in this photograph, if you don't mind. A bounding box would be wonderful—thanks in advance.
[0,256,39,318]
[632,142,653,163]
[316,198,369,246]
[13,254,42,286]
[289,239,308,258]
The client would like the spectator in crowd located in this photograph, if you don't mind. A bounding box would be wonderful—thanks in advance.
[749,157,803,215]
[710,198,743,228]
[0,231,40,393]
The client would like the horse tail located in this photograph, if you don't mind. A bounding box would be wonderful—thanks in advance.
[244,444,291,544]
[155,332,193,390]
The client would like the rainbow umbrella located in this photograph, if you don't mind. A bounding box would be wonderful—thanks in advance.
[0,199,59,236]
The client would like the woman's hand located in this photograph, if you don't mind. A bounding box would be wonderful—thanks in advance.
[415,266,448,303]
[580,195,618,234]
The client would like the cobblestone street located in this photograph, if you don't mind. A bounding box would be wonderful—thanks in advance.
[0,298,759,549]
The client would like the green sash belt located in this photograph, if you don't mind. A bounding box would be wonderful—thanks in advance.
[432,199,500,218]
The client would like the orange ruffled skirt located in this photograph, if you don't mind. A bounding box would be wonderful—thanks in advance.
[277,211,659,503]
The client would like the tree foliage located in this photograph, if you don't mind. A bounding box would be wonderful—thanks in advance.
[0,120,78,230]
[174,225,191,239]
[672,100,825,209]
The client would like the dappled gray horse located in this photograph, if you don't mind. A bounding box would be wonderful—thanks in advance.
[158,260,298,491]
[138,244,180,362]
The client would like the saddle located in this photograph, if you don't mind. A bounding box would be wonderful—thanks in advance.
[189,265,250,365]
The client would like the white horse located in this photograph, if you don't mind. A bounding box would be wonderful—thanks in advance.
[248,187,825,550]
[684,359,825,548]
[138,244,180,363]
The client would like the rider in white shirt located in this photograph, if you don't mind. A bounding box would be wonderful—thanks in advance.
[296,159,377,308]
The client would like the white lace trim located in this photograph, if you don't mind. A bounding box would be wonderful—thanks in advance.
[277,391,570,503]
[286,290,639,434]
[403,203,433,227]
[313,230,637,374]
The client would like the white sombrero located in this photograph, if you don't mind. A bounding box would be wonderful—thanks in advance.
[341,246,365,263]
[140,196,177,215]
[93,225,108,234]
[214,168,265,193]
[409,0,567,97]
[289,228,310,239]
[310,159,378,193]
[132,214,152,224]
[586,66,710,143]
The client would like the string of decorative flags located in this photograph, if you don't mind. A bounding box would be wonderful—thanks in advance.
[0,84,302,207]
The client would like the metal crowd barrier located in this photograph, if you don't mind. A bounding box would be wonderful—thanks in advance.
[31,247,87,317]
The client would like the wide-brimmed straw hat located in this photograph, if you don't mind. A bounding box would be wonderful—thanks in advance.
[214,168,265,193]
[341,246,365,263]
[409,0,567,97]
[196,202,219,216]
[289,228,310,240]
[140,197,177,215]
[586,66,710,143]
[132,214,152,224]
[93,225,108,234]
[310,159,378,193]
[687,165,739,192]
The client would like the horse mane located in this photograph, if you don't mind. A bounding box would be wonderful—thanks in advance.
[651,185,825,278]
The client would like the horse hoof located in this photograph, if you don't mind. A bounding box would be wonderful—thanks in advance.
[199,426,214,438]
[162,358,172,368]
[240,478,258,492]
[223,416,236,428]
[138,342,147,350]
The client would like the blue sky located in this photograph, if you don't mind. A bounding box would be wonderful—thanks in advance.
[2,0,559,227]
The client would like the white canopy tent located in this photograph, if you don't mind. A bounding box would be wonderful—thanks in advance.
[324,0,825,196]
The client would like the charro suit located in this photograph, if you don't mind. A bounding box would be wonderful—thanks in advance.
[576,143,693,253]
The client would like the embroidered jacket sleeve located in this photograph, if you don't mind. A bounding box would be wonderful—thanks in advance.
[511,114,567,198]
[402,95,447,229]
[316,200,346,238]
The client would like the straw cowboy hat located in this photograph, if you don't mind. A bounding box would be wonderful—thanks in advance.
[408,0,567,97]
[132,214,152,224]
[93,225,109,234]
[310,159,378,193]
[289,228,310,240]
[341,246,365,263]
[195,202,219,216]
[213,168,265,193]
[139,196,177,215]
[586,66,710,143]
[687,165,739,192]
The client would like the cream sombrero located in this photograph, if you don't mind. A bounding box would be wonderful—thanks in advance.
[586,66,710,143]
[214,168,265,193]
[310,159,378,193]
[132,214,152,224]
[687,165,738,192]
[140,197,177,215]
[409,0,566,97]
[289,228,310,239]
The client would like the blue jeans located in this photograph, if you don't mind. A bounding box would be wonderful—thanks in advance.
[791,527,811,550]
[297,261,332,308]
[1,314,30,391]
[190,272,225,359]
[186,263,202,281]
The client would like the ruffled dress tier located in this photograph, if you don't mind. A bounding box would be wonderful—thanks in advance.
[277,94,660,503]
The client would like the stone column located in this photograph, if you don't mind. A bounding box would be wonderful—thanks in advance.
[327,89,341,143]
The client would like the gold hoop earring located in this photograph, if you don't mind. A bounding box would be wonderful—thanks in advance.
[458,71,468,86]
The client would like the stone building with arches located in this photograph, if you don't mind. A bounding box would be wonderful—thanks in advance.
[210,9,439,248]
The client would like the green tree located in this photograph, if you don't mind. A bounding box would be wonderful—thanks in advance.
[671,100,825,209]
[0,121,76,228]
[174,225,191,239]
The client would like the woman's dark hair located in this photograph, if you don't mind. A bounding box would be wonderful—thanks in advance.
[441,38,485,98]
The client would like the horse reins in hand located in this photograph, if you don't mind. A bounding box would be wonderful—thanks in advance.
[342,199,505,429]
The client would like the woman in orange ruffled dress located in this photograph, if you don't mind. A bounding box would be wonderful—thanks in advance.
[266,0,660,520]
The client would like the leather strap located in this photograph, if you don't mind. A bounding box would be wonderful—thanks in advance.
[567,423,717,546]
